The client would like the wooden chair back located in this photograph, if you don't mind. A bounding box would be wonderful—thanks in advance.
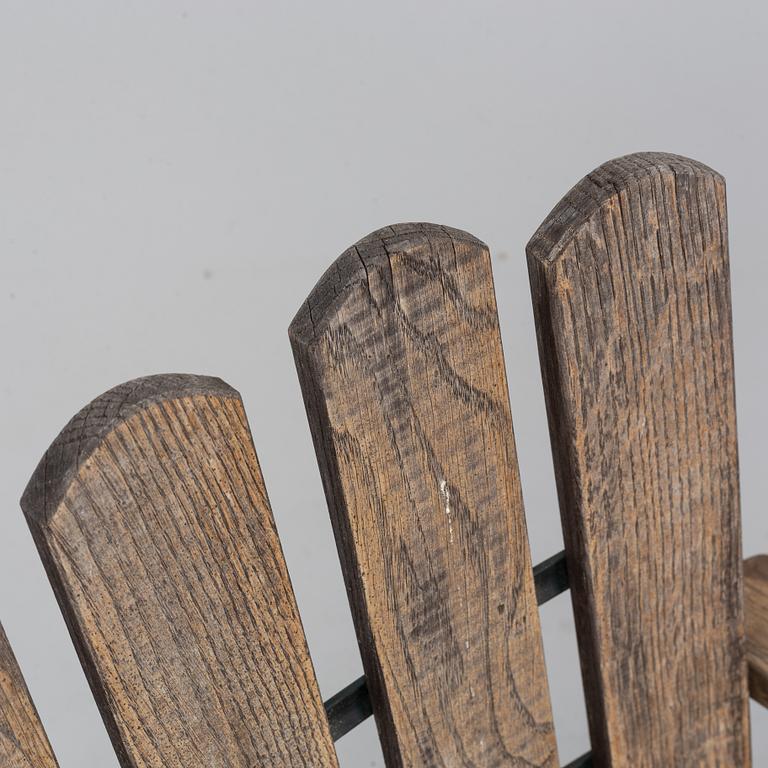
[3,152,759,767]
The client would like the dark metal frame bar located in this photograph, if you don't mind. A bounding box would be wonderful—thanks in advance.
[322,548,593,766]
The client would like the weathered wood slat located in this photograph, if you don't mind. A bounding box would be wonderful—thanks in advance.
[21,374,338,768]
[323,547,768,743]
[527,153,750,766]
[0,623,59,768]
[324,549,571,742]
[291,223,558,767]
[745,555,768,707]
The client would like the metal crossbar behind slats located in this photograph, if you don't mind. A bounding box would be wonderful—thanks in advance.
[12,152,760,768]
[322,549,594,767]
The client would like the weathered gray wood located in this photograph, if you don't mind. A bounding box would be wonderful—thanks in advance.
[528,153,750,766]
[745,555,768,707]
[291,223,558,767]
[22,374,339,768]
[0,623,59,768]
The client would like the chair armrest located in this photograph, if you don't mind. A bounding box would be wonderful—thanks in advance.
[745,555,768,706]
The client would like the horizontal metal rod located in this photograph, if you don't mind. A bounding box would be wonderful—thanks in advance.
[532,548,569,604]
[563,752,593,767]
[323,674,371,745]
[324,548,573,753]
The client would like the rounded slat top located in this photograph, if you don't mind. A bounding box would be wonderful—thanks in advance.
[527,152,722,265]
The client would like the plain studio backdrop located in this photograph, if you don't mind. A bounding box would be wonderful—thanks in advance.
[1,2,766,765]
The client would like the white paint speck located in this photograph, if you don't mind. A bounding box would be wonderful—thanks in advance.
[439,479,454,544]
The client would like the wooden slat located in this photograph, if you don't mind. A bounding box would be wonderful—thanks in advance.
[745,555,768,707]
[21,374,338,768]
[527,153,750,766]
[0,623,59,768]
[290,223,558,767]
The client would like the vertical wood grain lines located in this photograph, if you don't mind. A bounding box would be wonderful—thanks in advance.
[745,555,768,707]
[291,224,558,767]
[21,375,338,768]
[0,623,59,768]
[527,154,750,766]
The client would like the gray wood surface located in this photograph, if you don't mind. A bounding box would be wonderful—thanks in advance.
[0,622,59,768]
[22,374,339,768]
[528,153,750,766]
[291,223,558,767]
[745,555,768,708]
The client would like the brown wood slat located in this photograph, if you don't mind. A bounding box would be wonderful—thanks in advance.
[527,153,750,766]
[0,623,59,768]
[21,374,338,768]
[290,223,558,767]
[745,555,768,707]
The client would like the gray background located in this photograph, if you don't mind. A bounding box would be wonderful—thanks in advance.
[1,2,766,765]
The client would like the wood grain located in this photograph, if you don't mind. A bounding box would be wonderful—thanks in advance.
[21,374,338,768]
[527,153,750,766]
[290,223,558,767]
[745,555,768,707]
[0,623,59,768]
